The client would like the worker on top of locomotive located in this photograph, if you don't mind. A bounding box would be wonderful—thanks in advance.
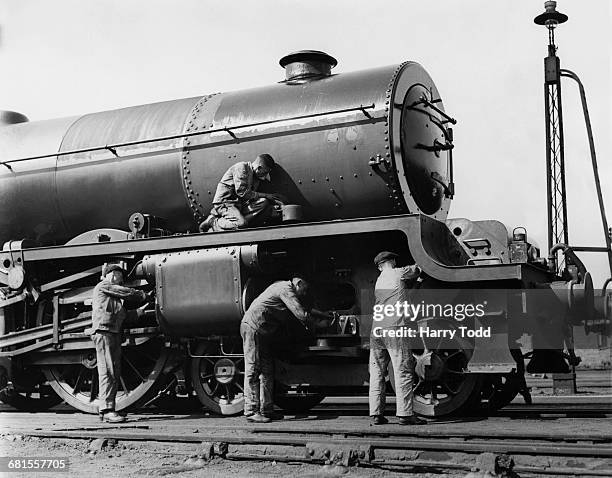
[199,153,288,232]
[240,275,333,423]
[90,263,151,423]
[369,251,426,426]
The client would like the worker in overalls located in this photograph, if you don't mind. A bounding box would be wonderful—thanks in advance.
[199,154,286,232]
[240,276,331,422]
[91,264,149,423]
[369,251,426,425]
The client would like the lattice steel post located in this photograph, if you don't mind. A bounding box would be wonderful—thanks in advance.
[535,1,569,275]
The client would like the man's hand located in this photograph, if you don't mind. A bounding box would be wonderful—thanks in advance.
[308,310,336,331]
[136,303,148,318]
[263,192,287,203]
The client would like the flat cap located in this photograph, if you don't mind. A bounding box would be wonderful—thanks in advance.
[104,263,126,276]
[373,251,398,266]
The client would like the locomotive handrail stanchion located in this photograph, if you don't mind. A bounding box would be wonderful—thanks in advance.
[223,127,238,141]
[105,145,119,158]
[0,104,378,166]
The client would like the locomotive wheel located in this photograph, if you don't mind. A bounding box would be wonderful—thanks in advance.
[480,373,521,413]
[0,366,62,411]
[190,340,245,416]
[389,318,482,417]
[274,384,325,412]
[42,336,169,414]
[0,385,62,411]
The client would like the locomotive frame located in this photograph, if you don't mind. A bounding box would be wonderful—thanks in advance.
[0,51,600,417]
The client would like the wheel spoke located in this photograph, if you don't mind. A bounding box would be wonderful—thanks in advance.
[124,356,145,381]
[90,369,98,401]
[446,369,465,376]
[119,375,129,394]
[443,382,459,395]
[72,369,84,395]
[445,351,463,361]
[420,335,429,353]
[211,382,220,396]
[426,383,434,404]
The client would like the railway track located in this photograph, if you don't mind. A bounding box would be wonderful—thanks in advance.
[2,398,611,418]
[4,419,611,476]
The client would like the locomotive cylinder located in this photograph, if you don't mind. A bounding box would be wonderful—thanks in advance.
[139,245,262,336]
[0,51,452,246]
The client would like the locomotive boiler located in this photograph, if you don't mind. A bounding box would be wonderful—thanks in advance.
[0,51,598,416]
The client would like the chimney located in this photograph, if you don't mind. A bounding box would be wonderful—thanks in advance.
[279,50,337,81]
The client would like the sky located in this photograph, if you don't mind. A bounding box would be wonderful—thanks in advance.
[1,0,610,285]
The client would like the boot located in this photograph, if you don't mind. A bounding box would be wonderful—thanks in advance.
[245,413,271,423]
[262,411,284,421]
[103,411,127,423]
[398,415,426,425]
[198,215,216,233]
[371,415,389,425]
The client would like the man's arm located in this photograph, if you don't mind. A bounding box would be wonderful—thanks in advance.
[99,283,146,302]
[400,265,421,280]
[279,290,310,326]
[233,163,259,202]
[308,308,335,331]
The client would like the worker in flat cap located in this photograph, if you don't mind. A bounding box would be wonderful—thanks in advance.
[241,275,333,423]
[369,251,426,426]
[199,153,287,232]
[90,263,151,423]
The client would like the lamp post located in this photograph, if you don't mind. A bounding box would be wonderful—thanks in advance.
[534,1,569,276]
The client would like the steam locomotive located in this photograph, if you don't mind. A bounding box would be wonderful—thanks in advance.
[0,50,598,416]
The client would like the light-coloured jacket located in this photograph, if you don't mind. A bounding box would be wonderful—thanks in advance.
[242,281,310,335]
[212,161,261,205]
[374,266,420,329]
[91,279,145,334]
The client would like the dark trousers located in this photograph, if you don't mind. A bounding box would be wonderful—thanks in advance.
[240,322,274,415]
[91,331,122,412]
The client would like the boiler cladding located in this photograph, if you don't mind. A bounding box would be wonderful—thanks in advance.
[0,51,452,245]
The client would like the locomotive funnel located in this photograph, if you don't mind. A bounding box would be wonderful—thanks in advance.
[279,50,337,81]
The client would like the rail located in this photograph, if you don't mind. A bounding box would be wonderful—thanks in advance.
[4,424,611,476]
